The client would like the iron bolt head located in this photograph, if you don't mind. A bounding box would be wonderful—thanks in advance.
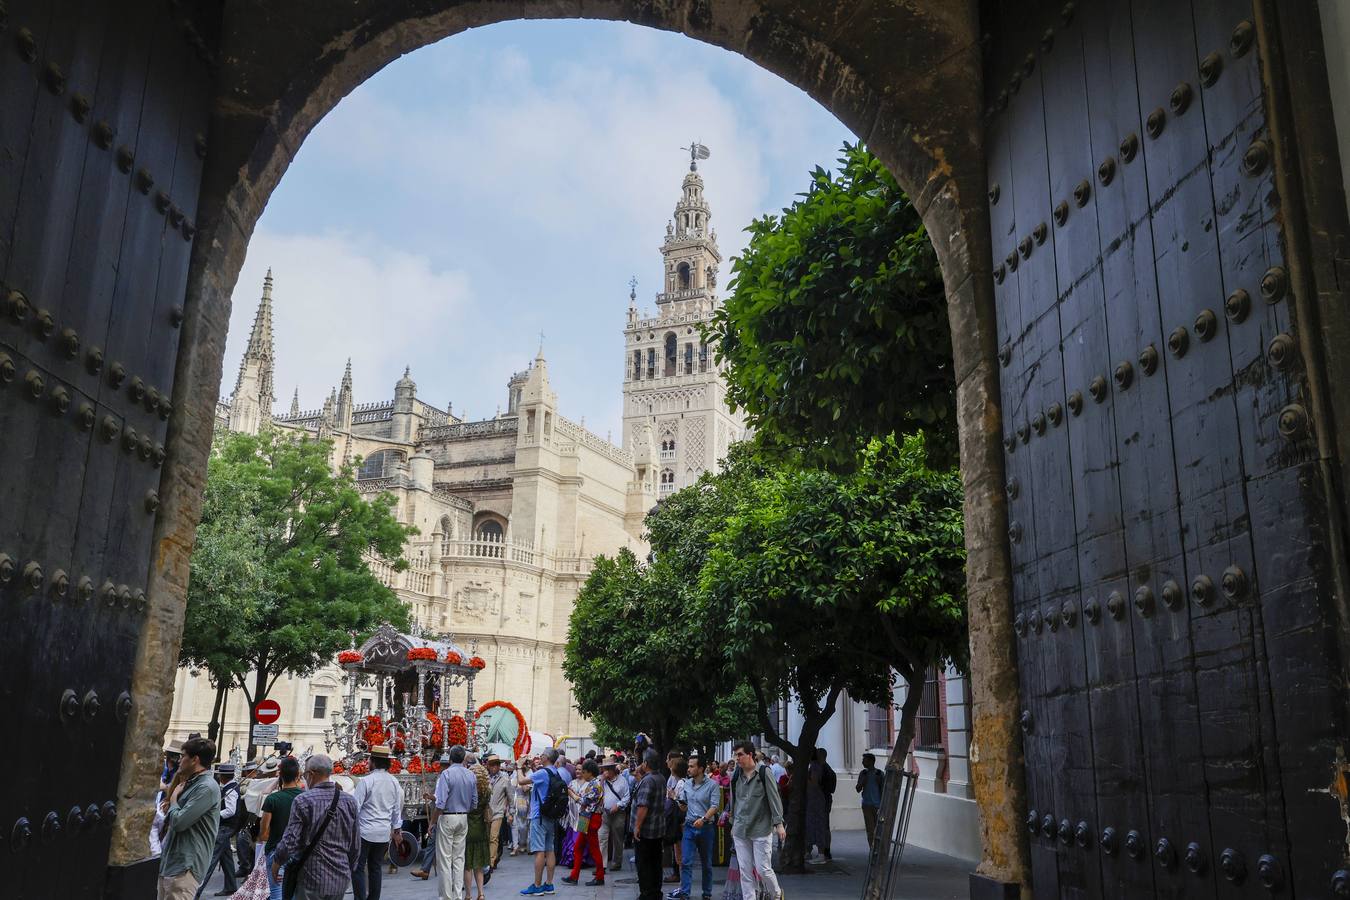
[1221,847,1246,883]
[1260,266,1288,303]
[1225,288,1251,322]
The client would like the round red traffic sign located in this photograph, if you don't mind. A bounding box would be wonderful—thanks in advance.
[255,700,281,725]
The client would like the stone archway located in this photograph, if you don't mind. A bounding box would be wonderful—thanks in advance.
[4,1,1345,898]
[131,0,1023,889]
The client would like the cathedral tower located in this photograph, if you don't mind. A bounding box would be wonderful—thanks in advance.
[228,269,277,434]
[621,147,745,497]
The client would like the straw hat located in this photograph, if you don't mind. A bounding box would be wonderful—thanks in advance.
[369,744,393,759]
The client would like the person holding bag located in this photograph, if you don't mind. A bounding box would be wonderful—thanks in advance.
[271,755,359,900]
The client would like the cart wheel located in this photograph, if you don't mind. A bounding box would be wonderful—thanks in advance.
[389,829,420,867]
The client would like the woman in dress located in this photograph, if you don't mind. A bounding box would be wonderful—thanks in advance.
[463,759,492,900]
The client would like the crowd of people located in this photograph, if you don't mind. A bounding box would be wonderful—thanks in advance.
[152,735,884,900]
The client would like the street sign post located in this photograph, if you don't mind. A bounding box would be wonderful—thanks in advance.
[251,723,279,745]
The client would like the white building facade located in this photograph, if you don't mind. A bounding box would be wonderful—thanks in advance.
[169,158,744,758]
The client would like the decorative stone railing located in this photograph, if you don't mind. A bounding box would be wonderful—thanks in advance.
[420,417,518,442]
[555,415,632,466]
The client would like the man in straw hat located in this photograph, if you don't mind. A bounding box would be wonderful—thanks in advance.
[352,745,404,900]
[485,754,513,869]
[596,755,630,874]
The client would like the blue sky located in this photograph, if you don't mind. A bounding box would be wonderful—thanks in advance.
[224,19,854,441]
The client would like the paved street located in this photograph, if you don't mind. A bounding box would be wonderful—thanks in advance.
[200,830,973,899]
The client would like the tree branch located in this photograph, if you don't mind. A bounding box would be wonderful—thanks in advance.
[750,676,799,757]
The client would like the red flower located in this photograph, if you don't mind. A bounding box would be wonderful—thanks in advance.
[432,761,442,773]
[425,712,444,747]
[333,762,345,773]
[468,656,486,669]
[362,715,385,749]
[337,650,364,664]
[407,647,438,662]
[477,700,530,759]
[407,756,424,774]
[444,651,463,665]
[446,715,468,748]
[351,761,370,776]
[389,758,403,775]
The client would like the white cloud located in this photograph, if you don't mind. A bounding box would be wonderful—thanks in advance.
[225,229,473,413]
[223,21,855,440]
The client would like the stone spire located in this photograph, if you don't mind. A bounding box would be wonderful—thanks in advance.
[289,387,300,418]
[228,269,277,434]
[392,366,420,442]
[336,358,353,430]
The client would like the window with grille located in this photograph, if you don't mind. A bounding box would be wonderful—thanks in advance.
[866,702,894,750]
[646,348,656,379]
[633,350,642,380]
[684,343,694,374]
[915,666,943,749]
[664,333,678,376]
[699,342,708,373]
[313,695,328,720]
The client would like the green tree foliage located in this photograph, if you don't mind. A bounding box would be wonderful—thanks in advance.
[708,143,954,468]
[181,430,413,748]
[563,547,759,756]
[703,434,966,867]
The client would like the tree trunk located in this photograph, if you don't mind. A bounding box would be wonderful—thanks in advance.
[206,680,228,743]
[861,673,925,900]
[780,719,824,873]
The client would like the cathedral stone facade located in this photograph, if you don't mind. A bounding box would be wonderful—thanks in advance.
[168,159,743,756]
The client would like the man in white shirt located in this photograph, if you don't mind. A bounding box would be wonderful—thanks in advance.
[768,755,786,783]
[596,756,630,873]
[351,745,404,900]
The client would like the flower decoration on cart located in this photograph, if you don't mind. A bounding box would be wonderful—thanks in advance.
[444,651,462,666]
[406,647,438,662]
[445,714,469,748]
[468,656,486,670]
[337,650,364,665]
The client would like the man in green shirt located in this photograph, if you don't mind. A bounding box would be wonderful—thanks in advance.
[159,738,223,900]
[727,741,784,900]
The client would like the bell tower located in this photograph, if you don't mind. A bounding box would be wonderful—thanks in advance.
[621,145,744,499]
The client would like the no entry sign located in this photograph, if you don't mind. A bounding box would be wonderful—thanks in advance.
[255,700,282,725]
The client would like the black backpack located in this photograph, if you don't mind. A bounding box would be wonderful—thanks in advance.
[540,769,568,820]
[820,764,837,796]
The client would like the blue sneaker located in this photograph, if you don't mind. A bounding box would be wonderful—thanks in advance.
[543,885,556,895]
[520,886,544,896]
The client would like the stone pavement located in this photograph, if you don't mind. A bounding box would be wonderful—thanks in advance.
[201,830,974,899]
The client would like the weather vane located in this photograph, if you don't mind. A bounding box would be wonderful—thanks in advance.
[628,276,638,299]
[681,141,711,171]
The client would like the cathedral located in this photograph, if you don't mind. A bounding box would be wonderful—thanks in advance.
[168,154,746,755]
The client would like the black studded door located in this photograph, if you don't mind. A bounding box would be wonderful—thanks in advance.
[0,0,214,895]
[987,0,1349,896]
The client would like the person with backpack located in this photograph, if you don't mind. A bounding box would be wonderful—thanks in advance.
[631,749,668,900]
[855,753,886,850]
[517,747,568,896]
[727,741,785,900]
[806,748,836,862]
[194,762,244,898]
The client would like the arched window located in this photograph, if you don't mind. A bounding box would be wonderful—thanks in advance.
[659,468,676,496]
[475,518,505,557]
[698,342,709,373]
[633,349,641,380]
[664,333,677,377]
[677,262,691,290]
[646,348,656,379]
[661,439,676,462]
[684,343,693,374]
[358,449,404,480]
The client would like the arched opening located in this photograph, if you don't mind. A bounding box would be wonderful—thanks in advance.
[664,332,678,377]
[358,448,406,480]
[677,261,692,290]
[114,1,1020,886]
